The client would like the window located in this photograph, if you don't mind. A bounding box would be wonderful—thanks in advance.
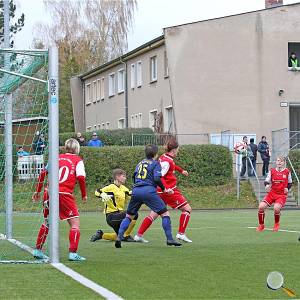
[150,56,157,82]
[118,118,125,129]
[138,113,142,128]
[85,84,91,105]
[97,79,101,101]
[164,51,169,77]
[288,42,300,71]
[108,73,115,97]
[100,77,105,100]
[137,61,142,87]
[94,124,97,129]
[106,122,110,129]
[98,124,101,129]
[131,115,135,128]
[149,110,158,131]
[135,114,139,128]
[102,123,105,129]
[93,81,97,103]
[130,63,136,89]
[86,126,92,131]
[165,106,174,133]
[117,69,125,93]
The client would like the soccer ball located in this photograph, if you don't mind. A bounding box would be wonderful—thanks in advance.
[234,142,246,154]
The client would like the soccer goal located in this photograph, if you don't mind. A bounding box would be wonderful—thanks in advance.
[0,47,59,264]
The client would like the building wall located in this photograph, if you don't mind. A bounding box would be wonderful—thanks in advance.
[81,43,173,133]
[164,4,300,143]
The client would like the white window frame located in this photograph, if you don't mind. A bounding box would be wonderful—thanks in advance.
[164,105,173,133]
[137,61,142,87]
[149,109,158,131]
[97,124,101,129]
[130,63,136,89]
[134,114,139,128]
[118,118,125,129]
[93,81,97,103]
[131,115,135,128]
[96,79,101,101]
[85,83,91,106]
[117,68,125,94]
[86,126,92,131]
[100,77,105,100]
[150,56,157,82]
[106,122,110,129]
[102,123,105,129]
[108,73,115,97]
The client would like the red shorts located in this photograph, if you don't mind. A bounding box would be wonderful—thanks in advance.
[263,191,287,207]
[159,188,187,209]
[42,192,79,221]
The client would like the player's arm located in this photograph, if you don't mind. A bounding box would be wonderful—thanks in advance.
[174,164,188,176]
[95,186,114,202]
[154,163,173,194]
[76,160,87,201]
[32,168,48,202]
[285,171,293,194]
[264,171,271,192]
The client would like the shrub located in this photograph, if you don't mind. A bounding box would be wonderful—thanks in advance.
[59,128,154,146]
[78,144,232,188]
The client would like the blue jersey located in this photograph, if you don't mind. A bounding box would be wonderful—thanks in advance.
[133,158,162,189]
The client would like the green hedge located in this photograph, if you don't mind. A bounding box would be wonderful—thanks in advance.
[59,128,153,146]
[78,144,232,189]
[288,149,300,175]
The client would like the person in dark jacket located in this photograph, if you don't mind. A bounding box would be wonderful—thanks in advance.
[32,132,47,155]
[258,136,270,177]
[249,138,258,176]
[76,132,86,147]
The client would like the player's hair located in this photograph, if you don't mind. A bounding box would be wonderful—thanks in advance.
[164,138,179,152]
[145,144,158,159]
[277,155,286,162]
[65,138,80,155]
[112,168,126,179]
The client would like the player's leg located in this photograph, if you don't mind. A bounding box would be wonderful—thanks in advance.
[67,217,85,261]
[144,191,181,246]
[256,200,268,231]
[124,213,138,241]
[134,211,158,243]
[177,203,192,243]
[273,199,285,231]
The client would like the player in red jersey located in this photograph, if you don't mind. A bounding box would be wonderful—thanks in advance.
[256,156,292,232]
[32,138,87,261]
[134,139,192,243]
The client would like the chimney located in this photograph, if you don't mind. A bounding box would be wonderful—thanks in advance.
[265,0,283,9]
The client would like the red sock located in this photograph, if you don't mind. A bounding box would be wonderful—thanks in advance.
[35,224,49,250]
[274,213,280,224]
[258,212,265,225]
[69,228,80,253]
[178,211,190,234]
[137,216,154,236]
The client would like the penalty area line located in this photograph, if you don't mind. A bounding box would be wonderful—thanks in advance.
[246,226,300,233]
[52,263,124,300]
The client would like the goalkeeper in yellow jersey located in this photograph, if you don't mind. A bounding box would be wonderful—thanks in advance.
[90,168,137,242]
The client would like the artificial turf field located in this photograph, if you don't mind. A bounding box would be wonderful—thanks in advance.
[0,209,300,299]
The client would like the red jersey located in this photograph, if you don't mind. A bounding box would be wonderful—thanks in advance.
[158,153,184,191]
[265,168,292,195]
[36,153,87,198]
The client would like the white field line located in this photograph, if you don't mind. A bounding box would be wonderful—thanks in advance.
[246,226,300,233]
[0,232,124,299]
[52,263,124,300]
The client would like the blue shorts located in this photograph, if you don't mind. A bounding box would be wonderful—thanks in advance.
[127,186,167,216]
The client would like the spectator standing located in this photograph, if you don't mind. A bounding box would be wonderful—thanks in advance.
[258,136,270,177]
[87,132,104,147]
[32,132,47,155]
[249,138,258,176]
[240,136,253,178]
[76,132,86,147]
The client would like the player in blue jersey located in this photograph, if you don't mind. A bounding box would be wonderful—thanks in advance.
[115,144,182,248]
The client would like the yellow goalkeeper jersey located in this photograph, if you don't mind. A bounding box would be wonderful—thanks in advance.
[95,184,131,214]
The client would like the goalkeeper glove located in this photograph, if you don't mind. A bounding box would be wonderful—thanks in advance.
[100,192,112,203]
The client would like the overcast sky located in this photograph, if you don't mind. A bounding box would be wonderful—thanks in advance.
[14,0,300,51]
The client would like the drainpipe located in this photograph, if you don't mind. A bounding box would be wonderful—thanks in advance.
[120,56,128,128]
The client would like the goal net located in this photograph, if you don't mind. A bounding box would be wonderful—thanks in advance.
[0,48,53,263]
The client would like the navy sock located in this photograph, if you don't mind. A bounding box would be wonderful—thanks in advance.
[162,216,173,240]
[117,217,131,240]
